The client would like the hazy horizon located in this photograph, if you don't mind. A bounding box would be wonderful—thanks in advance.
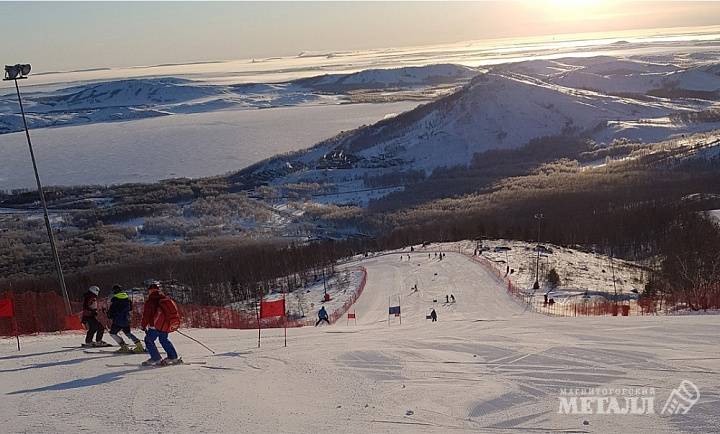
[2,1,720,73]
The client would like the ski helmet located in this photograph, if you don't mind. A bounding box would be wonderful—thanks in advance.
[88,286,100,295]
[111,284,123,294]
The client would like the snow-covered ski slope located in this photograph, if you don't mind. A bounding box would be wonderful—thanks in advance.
[2,252,719,433]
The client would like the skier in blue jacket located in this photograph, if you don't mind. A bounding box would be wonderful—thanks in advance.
[107,285,144,353]
[315,306,330,326]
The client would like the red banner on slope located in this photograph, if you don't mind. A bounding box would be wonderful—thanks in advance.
[260,298,285,318]
[0,299,14,318]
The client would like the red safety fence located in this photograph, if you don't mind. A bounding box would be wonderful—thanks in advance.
[1,267,369,337]
[464,253,527,304]
[0,291,85,336]
[0,292,301,337]
[328,267,367,324]
[462,251,720,317]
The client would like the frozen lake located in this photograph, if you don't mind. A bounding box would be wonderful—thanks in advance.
[0,102,417,189]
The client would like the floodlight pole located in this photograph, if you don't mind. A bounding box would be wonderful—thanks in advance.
[8,76,71,315]
[322,267,327,297]
[533,213,544,290]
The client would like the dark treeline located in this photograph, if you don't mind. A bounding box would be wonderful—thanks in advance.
[5,171,719,309]
[649,212,720,310]
[3,238,371,306]
[7,156,719,307]
[371,169,720,260]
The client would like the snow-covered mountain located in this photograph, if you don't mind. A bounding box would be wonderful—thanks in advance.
[498,56,720,97]
[291,64,478,92]
[0,64,475,134]
[32,77,221,110]
[3,54,720,193]
[227,56,720,206]
[236,66,712,182]
[319,72,678,169]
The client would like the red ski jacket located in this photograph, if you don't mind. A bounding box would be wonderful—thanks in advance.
[141,290,181,333]
[82,291,98,319]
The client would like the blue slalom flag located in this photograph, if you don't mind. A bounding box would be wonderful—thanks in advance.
[389,305,401,315]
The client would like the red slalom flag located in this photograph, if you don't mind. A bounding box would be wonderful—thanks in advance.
[260,298,285,319]
[0,299,14,318]
[347,311,356,319]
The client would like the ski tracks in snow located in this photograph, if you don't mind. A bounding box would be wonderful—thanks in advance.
[2,252,720,432]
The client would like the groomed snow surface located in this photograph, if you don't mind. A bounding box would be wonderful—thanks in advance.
[2,252,719,433]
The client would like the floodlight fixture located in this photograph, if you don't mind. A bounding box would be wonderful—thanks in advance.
[4,64,31,81]
[4,64,19,80]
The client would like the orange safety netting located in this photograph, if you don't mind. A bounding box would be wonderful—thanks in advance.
[0,268,369,337]
[328,267,367,324]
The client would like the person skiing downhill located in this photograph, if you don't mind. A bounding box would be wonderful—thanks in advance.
[140,283,181,366]
[81,286,110,347]
[315,306,330,326]
[430,309,437,322]
[107,284,144,354]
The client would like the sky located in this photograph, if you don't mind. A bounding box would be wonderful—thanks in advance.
[2,1,720,72]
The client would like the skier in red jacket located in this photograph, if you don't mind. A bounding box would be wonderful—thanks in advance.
[140,282,181,366]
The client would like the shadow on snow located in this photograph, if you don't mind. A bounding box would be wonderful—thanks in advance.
[0,348,78,361]
[6,368,143,395]
[0,354,113,373]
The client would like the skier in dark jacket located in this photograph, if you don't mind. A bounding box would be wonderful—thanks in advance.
[315,306,330,326]
[107,284,144,353]
[81,286,110,347]
[430,309,437,322]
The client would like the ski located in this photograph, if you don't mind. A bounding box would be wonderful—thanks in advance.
[63,345,114,349]
[84,349,145,355]
[105,360,206,368]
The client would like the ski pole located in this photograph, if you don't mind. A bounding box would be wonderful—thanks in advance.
[176,329,215,354]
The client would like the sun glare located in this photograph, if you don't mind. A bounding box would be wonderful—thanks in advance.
[542,0,612,22]
[548,0,604,7]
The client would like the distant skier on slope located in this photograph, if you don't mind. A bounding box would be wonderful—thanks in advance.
[450,294,455,303]
[81,286,110,348]
[107,284,144,354]
[430,309,437,322]
[315,306,330,326]
[141,282,181,366]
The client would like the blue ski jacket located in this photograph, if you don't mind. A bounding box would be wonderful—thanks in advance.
[318,307,328,319]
